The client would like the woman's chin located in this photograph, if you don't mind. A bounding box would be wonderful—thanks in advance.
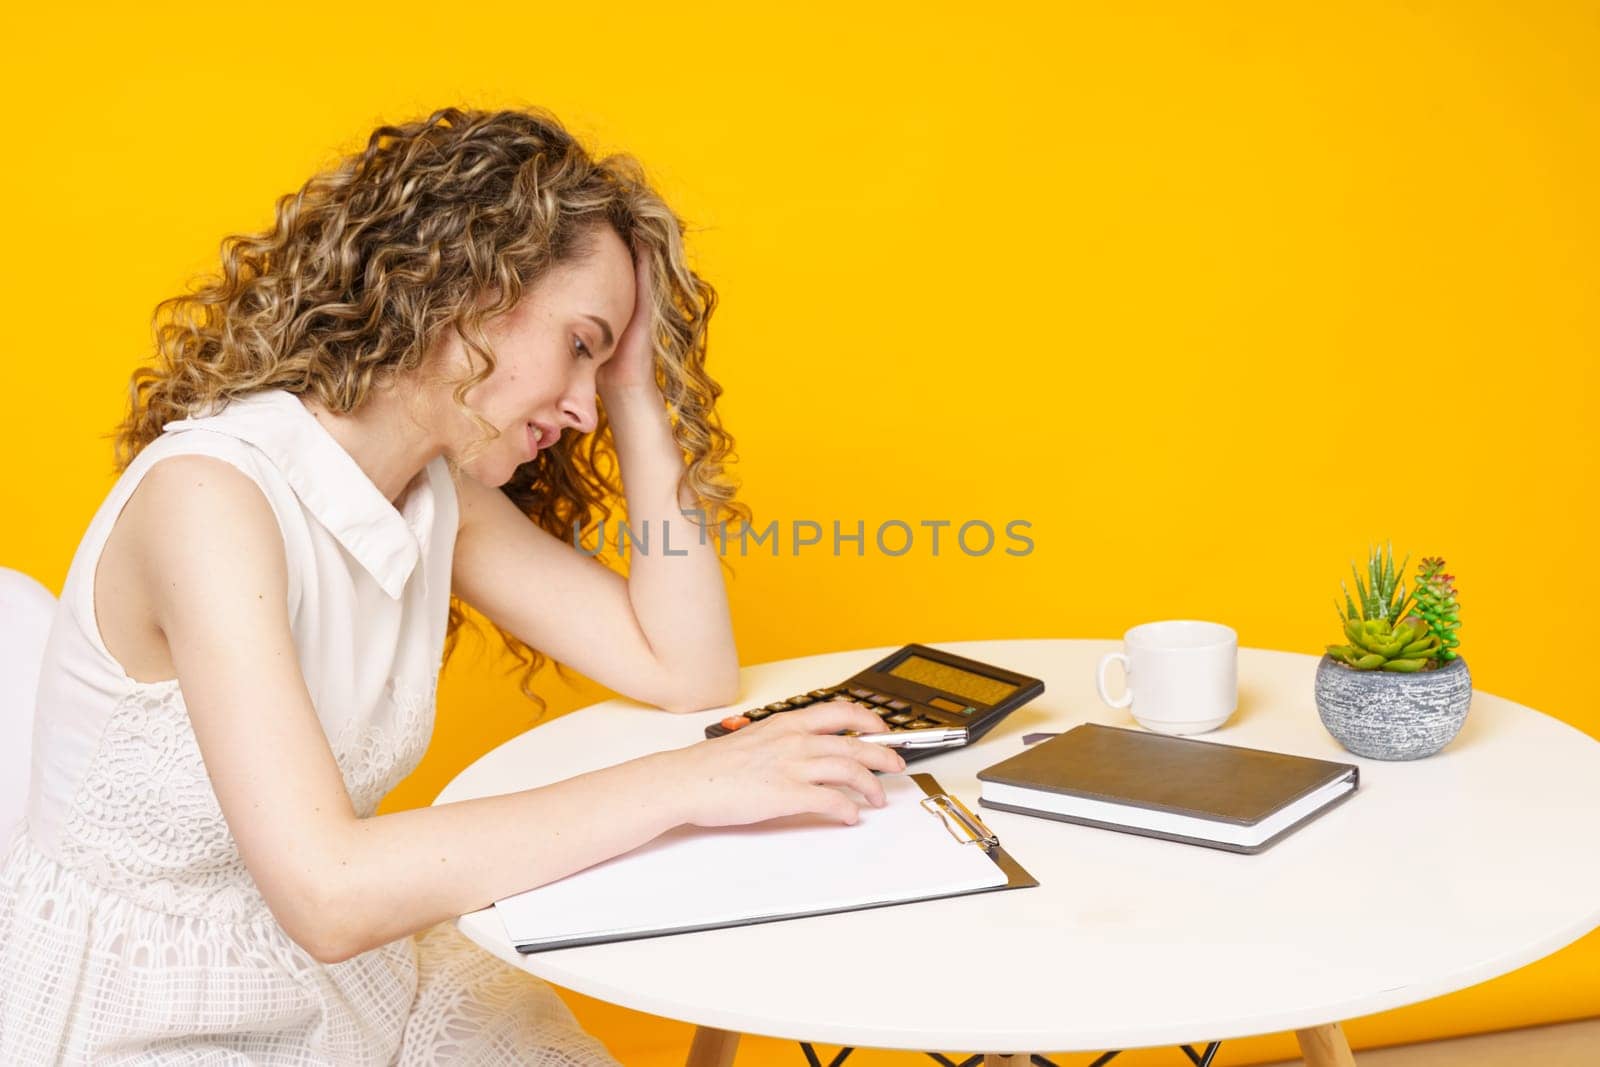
[453,457,521,490]
[505,453,540,482]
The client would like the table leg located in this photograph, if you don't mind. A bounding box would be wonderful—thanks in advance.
[1295,1022,1356,1066]
[686,1025,741,1067]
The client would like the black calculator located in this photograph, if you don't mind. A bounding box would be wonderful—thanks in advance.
[705,643,1045,763]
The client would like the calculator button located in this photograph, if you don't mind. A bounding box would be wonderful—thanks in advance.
[720,715,751,731]
[886,699,911,711]
[909,718,941,729]
[786,695,816,707]
[745,708,772,721]
[886,713,915,725]
[849,687,874,698]
[808,689,836,700]
[764,702,792,712]
[875,705,894,717]
[866,693,892,705]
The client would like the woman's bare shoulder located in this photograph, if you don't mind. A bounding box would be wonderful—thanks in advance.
[97,451,289,683]
[121,454,287,617]
[132,450,280,544]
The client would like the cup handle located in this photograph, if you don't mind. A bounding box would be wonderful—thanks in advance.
[1097,652,1133,709]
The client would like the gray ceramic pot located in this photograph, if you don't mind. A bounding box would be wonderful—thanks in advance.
[1314,654,1472,760]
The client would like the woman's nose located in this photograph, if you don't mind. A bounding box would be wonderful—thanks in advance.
[561,391,599,435]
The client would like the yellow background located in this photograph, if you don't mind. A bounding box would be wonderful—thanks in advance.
[3,1,1595,1062]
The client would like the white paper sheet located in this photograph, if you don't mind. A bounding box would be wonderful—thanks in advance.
[493,775,1009,950]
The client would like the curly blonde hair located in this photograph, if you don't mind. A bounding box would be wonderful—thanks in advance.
[113,105,750,715]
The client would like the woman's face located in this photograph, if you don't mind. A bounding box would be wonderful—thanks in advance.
[431,227,636,486]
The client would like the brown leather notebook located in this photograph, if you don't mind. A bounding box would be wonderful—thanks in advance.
[976,723,1360,854]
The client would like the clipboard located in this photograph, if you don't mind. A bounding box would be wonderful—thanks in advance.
[495,773,1038,954]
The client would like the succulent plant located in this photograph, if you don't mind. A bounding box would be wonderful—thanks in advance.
[1334,541,1411,627]
[1325,542,1453,672]
[1412,557,1462,662]
[1327,615,1441,672]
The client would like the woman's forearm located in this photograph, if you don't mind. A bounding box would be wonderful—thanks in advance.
[602,382,739,709]
[316,747,686,962]
[314,697,901,963]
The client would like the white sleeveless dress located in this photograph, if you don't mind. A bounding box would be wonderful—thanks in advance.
[0,388,620,1065]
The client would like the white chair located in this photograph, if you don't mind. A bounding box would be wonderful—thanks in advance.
[0,567,58,838]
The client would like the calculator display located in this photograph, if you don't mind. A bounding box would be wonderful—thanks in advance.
[887,655,1020,706]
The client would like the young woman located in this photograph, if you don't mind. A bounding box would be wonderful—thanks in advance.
[0,105,903,1064]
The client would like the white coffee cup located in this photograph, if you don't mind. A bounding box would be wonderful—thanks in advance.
[1096,620,1238,734]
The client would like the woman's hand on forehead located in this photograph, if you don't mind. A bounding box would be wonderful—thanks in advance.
[596,246,659,397]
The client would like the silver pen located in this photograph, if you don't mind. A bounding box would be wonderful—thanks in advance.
[848,726,969,750]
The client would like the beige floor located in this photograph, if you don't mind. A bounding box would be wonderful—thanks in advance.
[1257,1017,1600,1065]
[597,1017,1600,1065]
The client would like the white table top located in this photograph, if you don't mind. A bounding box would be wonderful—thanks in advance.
[433,639,1600,1053]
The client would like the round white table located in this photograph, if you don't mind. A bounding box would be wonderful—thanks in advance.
[433,640,1600,1065]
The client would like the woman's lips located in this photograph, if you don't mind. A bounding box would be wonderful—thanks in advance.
[526,422,560,457]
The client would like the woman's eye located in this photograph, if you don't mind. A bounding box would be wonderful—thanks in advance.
[573,337,593,360]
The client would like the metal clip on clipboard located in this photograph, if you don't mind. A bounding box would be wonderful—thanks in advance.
[920,792,1000,852]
